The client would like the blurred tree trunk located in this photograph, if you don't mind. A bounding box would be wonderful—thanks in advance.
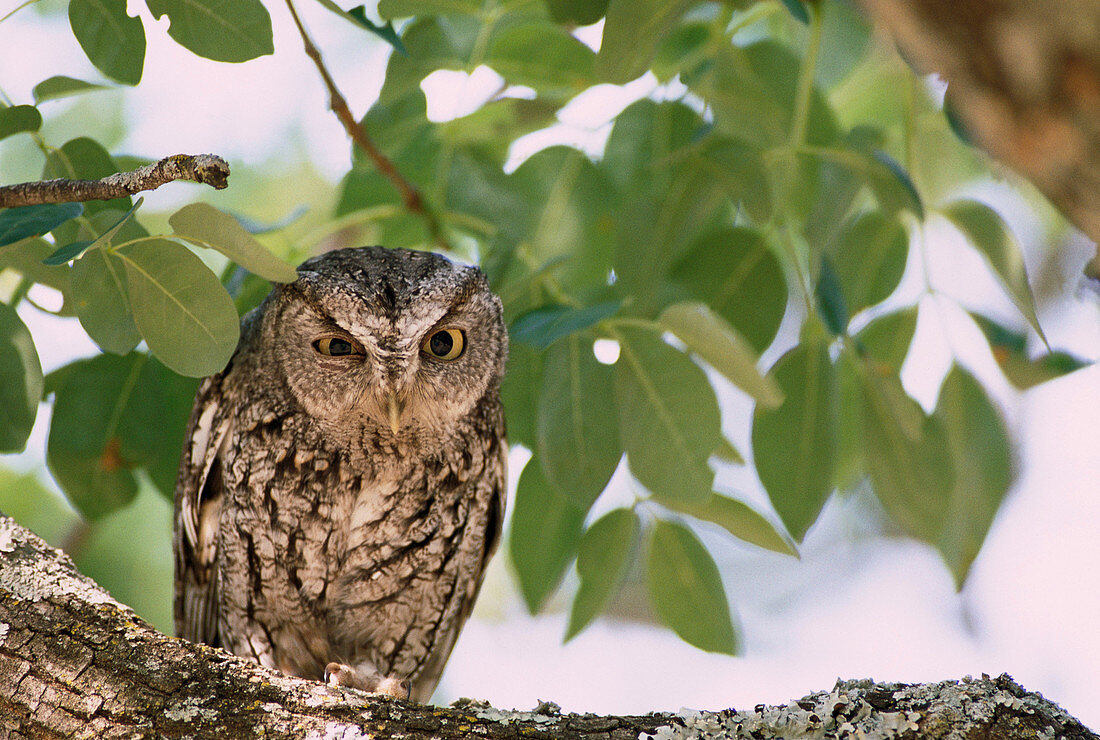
[856,0,1100,276]
[0,515,1095,739]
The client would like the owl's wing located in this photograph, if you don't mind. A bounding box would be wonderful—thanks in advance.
[409,438,507,702]
[173,373,234,646]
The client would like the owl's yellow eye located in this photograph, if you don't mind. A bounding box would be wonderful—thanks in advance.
[422,329,465,361]
[313,337,359,356]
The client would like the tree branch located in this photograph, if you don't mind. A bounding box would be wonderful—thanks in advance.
[0,514,1094,739]
[284,0,448,250]
[856,0,1100,278]
[0,154,230,208]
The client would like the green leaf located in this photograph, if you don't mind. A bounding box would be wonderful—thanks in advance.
[500,341,542,449]
[941,199,1045,343]
[601,100,703,193]
[867,150,923,218]
[0,303,43,453]
[566,508,639,640]
[834,350,863,492]
[509,146,617,293]
[314,1,407,53]
[487,22,595,97]
[0,468,79,545]
[970,313,1090,390]
[657,493,797,556]
[858,368,954,543]
[596,0,694,84]
[509,457,589,614]
[0,104,42,141]
[146,0,274,62]
[826,211,909,316]
[44,198,143,265]
[752,340,839,542]
[70,246,142,355]
[352,7,405,48]
[614,327,721,504]
[545,0,608,25]
[511,301,620,350]
[0,203,83,248]
[440,97,561,165]
[670,228,787,353]
[232,206,308,235]
[705,41,840,149]
[537,335,621,509]
[814,257,849,335]
[32,75,108,103]
[45,353,164,519]
[168,203,298,283]
[647,519,737,654]
[116,239,240,377]
[653,20,710,82]
[690,136,774,224]
[69,0,145,85]
[855,307,918,374]
[659,301,783,408]
[934,366,1013,588]
[0,239,74,309]
[816,0,871,88]
[779,0,809,23]
[377,0,483,16]
[43,240,94,266]
[714,436,744,465]
[142,358,201,498]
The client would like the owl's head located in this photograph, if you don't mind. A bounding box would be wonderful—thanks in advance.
[256,246,506,444]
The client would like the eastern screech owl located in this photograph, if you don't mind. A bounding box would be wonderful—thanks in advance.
[173,246,507,702]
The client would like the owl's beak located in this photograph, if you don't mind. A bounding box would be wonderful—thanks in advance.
[387,392,404,435]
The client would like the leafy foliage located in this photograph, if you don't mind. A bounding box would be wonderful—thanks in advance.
[0,0,1092,650]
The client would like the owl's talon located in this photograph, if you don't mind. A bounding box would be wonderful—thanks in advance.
[375,676,411,699]
[325,662,409,698]
[325,662,357,687]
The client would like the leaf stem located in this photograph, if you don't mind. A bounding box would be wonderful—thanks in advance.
[788,2,823,151]
[778,3,824,315]
[284,0,450,251]
[0,0,41,24]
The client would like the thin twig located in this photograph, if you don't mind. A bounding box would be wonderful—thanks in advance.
[283,0,447,249]
[0,153,230,208]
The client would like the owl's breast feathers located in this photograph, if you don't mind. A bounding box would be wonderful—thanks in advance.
[175,361,506,701]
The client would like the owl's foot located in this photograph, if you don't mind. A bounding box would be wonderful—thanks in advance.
[324,662,410,698]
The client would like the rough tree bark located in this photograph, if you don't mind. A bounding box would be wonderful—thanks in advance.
[0,154,230,208]
[0,515,1095,739]
[856,0,1100,277]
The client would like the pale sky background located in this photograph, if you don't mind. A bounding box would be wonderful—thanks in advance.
[2,0,1099,728]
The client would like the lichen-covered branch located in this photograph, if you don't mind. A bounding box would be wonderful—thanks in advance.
[856,0,1100,277]
[283,0,448,250]
[0,154,230,208]
[0,515,1094,739]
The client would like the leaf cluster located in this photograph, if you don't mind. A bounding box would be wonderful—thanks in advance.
[0,0,1092,653]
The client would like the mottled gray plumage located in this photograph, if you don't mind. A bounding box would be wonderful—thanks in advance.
[173,246,507,702]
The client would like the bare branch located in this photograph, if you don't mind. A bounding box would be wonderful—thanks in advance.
[283,0,449,250]
[0,154,230,208]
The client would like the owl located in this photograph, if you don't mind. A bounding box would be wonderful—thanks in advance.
[173,246,507,702]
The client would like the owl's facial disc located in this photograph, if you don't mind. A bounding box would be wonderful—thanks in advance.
[271,246,506,444]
